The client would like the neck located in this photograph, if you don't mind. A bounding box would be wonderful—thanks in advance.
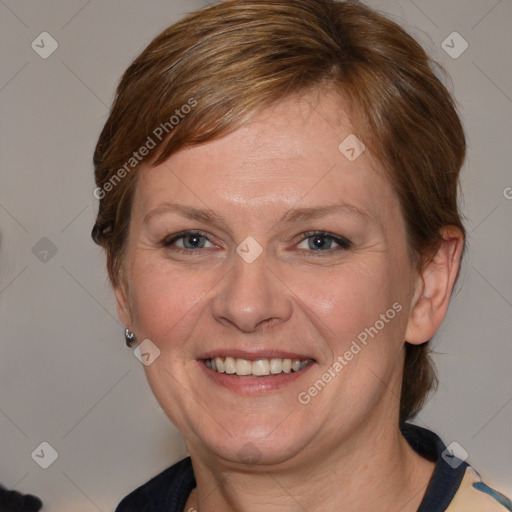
[185,421,435,512]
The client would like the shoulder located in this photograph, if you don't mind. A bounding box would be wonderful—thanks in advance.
[115,457,195,512]
[446,466,512,512]
[401,423,511,512]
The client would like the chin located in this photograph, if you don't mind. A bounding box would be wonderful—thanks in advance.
[209,436,309,468]
[190,414,319,468]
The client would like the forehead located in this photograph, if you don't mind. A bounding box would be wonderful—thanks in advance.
[135,91,397,224]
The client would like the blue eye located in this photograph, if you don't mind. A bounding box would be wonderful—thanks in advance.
[164,231,214,250]
[162,230,351,255]
[297,232,351,252]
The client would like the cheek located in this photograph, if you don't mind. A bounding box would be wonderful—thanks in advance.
[128,258,220,347]
[286,262,404,349]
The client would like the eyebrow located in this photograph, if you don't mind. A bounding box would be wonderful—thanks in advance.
[143,202,370,227]
[279,203,370,223]
[144,203,225,226]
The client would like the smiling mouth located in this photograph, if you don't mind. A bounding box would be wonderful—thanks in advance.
[204,357,313,377]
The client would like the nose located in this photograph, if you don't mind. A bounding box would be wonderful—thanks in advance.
[211,250,293,333]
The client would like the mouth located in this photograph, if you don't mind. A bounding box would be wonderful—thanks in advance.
[203,356,313,377]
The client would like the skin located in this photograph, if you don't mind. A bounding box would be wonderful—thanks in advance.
[114,90,464,511]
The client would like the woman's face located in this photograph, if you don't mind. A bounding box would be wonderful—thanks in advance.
[117,91,421,467]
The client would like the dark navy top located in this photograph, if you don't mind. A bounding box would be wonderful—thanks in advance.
[115,424,510,512]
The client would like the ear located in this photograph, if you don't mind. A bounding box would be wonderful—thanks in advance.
[114,282,133,328]
[405,226,464,345]
[112,264,133,329]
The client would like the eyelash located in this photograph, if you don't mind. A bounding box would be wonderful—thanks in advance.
[162,230,214,255]
[163,230,352,256]
[297,231,352,254]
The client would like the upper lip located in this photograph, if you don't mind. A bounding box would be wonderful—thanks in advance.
[197,349,315,361]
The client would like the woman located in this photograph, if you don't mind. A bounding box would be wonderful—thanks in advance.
[91,0,511,510]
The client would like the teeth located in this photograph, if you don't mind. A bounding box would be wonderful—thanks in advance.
[235,358,252,375]
[224,356,236,374]
[215,357,224,373]
[291,359,301,372]
[252,359,270,376]
[205,357,311,376]
[269,358,282,374]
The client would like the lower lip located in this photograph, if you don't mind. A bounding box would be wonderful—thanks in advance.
[199,360,316,394]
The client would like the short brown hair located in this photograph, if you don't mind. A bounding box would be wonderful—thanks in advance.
[92,0,466,423]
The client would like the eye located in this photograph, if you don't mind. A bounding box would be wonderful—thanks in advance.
[163,230,216,251]
[296,231,351,252]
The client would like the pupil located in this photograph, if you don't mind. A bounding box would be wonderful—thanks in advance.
[311,235,330,250]
[186,235,202,248]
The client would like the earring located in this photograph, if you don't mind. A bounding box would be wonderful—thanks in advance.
[124,328,137,348]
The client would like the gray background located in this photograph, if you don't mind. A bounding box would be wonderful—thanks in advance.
[0,0,510,510]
